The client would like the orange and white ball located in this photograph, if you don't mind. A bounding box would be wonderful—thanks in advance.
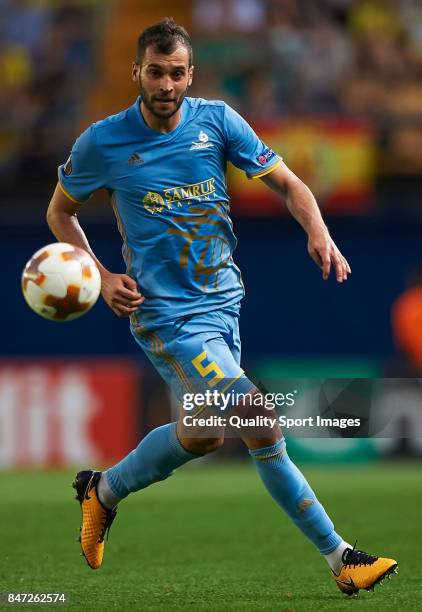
[22,243,101,321]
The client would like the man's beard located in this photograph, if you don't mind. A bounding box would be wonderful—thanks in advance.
[138,77,188,119]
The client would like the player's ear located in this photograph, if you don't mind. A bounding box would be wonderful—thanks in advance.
[132,62,141,83]
[188,65,194,87]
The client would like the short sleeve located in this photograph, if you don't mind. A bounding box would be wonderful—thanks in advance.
[58,126,106,203]
[223,104,282,179]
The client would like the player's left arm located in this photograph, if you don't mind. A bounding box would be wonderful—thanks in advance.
[260,161,351,282]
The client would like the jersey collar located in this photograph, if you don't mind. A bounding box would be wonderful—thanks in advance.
[132,96,188,138]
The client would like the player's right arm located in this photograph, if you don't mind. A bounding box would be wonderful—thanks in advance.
[47,185,143,317]
[47,126,144,317]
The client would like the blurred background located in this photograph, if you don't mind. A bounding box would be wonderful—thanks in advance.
[1,0,421,469]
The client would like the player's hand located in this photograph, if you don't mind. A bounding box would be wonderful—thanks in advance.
[307,226,351,282]
[100,271,145,317]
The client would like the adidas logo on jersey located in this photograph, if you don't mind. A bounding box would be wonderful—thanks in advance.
[190,130,214,151]
[128,152,144,164]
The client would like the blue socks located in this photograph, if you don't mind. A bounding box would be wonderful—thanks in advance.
[105,422,199,499]
[104,426,341,557]
[249,438,342,554]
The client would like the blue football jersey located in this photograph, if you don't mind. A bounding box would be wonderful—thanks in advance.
[58,96,282,326]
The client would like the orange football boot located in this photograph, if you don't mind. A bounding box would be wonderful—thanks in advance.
[333,544,398,595]
[72,470,117,570]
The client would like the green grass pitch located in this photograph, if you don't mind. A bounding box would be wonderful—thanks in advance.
[0,461,420,611]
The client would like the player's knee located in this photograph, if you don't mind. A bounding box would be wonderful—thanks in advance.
[181,436,224,455]
[198,436,225,454]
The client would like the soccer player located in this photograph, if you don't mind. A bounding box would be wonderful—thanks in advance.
[47,18,397,595]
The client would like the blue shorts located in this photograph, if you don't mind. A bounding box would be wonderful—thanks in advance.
[131,308,255,407]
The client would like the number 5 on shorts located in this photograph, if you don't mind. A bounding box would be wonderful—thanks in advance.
[192,351,225,387]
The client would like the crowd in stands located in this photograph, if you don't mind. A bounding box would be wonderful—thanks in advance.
[0,0,103,200]
[1,0,422,203]
[191,0,422,185]
[191,0,422,118]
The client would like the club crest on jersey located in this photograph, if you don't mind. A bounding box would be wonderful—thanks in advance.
[190,130,214,151]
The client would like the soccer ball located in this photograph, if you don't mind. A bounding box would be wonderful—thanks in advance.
[22,242,101,321]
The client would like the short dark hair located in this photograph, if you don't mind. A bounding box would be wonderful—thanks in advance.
[136,17,193,66]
